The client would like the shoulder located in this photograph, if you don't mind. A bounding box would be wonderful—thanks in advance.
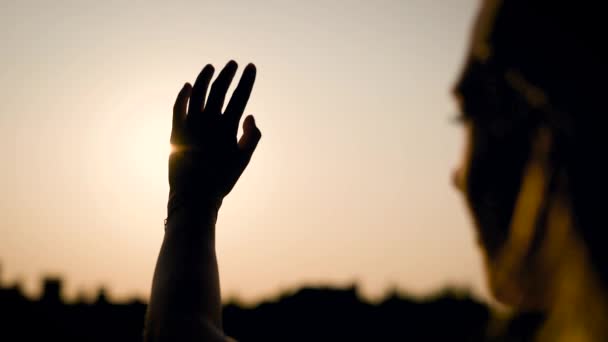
[144,315,235,342]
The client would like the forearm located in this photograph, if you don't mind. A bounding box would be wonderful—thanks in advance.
[145,61,259,341]
[145,205,225,340]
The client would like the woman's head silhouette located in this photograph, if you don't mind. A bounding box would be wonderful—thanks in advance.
[453,0,608,338]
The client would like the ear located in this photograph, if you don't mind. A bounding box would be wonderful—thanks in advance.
[487,126,555,309]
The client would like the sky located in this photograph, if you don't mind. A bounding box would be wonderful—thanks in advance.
[0,0,485,304]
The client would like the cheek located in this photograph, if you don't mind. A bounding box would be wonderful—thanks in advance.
[466,124,531,258]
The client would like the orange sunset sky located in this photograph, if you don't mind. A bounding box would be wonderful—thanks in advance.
[0,0,487,304]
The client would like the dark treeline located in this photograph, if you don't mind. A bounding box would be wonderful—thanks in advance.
[0,268,541,341]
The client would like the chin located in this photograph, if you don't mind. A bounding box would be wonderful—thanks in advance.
[483,254,549,311]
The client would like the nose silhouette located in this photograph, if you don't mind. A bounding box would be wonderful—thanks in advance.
[452,166,464,192]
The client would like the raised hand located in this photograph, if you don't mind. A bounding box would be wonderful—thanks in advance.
[168,61,261,213]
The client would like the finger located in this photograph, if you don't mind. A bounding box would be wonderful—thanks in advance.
[204,60,238,115]
[238,115,262,162]
[188,64,215,117]
[224,63,256,134]
[171,83,192,144]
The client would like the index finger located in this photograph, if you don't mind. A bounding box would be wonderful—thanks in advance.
[171,83,192,144]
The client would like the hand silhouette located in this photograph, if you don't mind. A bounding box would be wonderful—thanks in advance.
[168,61,261,214]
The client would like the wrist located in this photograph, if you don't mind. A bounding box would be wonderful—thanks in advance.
[167,189,222,217]
[165,190,222,236]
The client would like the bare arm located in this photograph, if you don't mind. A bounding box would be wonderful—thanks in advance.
[145,61,261,341]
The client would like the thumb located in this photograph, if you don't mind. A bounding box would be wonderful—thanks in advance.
[238,115,262,159]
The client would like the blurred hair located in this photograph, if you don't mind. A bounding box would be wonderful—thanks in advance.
[482,0,608,284]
